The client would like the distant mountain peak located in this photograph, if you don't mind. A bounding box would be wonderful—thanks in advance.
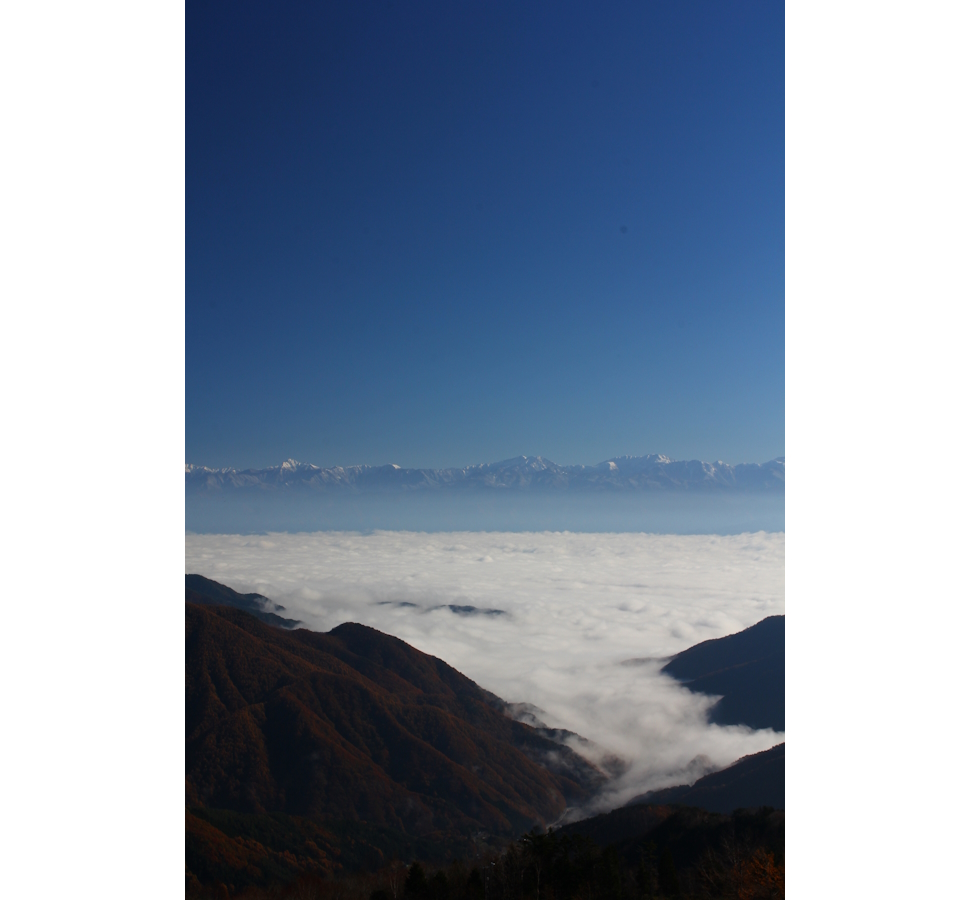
[185,454,785,495]
[279,458,319,471]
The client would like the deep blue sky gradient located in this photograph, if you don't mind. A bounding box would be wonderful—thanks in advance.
[187,1,783,470]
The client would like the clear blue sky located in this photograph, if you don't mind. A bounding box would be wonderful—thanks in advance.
[187,1,783,470]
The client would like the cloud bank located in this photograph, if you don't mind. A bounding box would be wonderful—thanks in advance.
[185,530,785,815]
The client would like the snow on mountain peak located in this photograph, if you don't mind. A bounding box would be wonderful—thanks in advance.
[186,453,784,493]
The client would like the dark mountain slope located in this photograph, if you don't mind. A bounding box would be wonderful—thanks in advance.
[186,573,301,628]
[186,603,603,844]
[628,742,784,814]
[551,802,783,900]
[643,805,783,870]
[555,804,784,874]
[554,804,676,848]
[661,615,784,731]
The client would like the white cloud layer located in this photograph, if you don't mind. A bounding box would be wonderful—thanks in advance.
[185,530,785,815]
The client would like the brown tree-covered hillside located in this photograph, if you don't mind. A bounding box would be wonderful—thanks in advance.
[186,601,605,889]
[186,595,783,898]
[189,805,784,900]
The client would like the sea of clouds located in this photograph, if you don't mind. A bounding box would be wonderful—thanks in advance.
[185,530,785,816]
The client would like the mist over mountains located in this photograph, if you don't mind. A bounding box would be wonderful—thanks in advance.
[185,576,784,893]
[185,530,784,815]
[186,454,784,495]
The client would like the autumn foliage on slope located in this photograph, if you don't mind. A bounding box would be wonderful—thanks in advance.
[186,602,603,888]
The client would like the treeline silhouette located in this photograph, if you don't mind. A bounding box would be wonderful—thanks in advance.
[187,805,783,899]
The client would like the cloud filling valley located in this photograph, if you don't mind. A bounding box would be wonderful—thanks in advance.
[185,530,785,816]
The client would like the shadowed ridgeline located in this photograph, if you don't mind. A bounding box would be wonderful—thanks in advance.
[626,742,784,814]
[661,615,785,732]
[186,573,302,629]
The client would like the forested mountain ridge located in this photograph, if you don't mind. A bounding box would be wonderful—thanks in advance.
[186,600,607,889]
[185,583,784,897]
[186,573,301,628]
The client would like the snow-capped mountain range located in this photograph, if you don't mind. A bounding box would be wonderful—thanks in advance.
[185,455,784,493]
